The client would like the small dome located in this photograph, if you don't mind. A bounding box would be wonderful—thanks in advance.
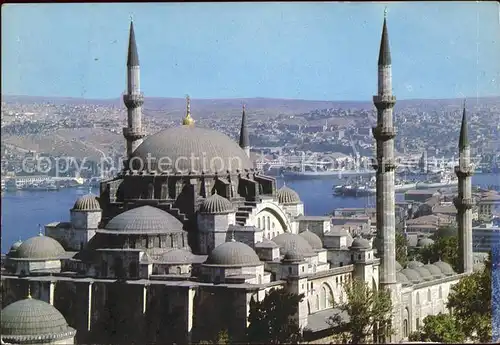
[1,297,75,342]
[395,261,403,272]
[276,185,301,205]
[199,193,235,214]
[104,206,184,234]
[8,240,23,254]
[401,268,423,284]
[350,236,371,250]
[407,259,424,269]
[160,249,195,264]
[299,229,323,250]
[272,233,315,257]
[282,249,304,263]
[415,266,433,281]
[417,237,435,248]
[205,241,261,267]
[255,238,279,249]
[473,262,485,272]
[433,260,455,276]
[423,264,443,279]
[16,235,65,260]
[72,194,100,211]
[397,271,412,285]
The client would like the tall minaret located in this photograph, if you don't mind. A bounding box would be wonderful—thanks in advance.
[239,104,250,157]
[373,10,397,290]
[123,20,145,159]
[453,101,474,274]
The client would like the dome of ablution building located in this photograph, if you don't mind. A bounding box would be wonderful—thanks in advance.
[129,126,255,174]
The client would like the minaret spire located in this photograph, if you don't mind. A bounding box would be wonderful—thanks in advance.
[459,100,469,149]
[378,9,392,66]
[239,103,250,157]
[123,19,145,163]
[454,99,474,274]
[182,95,195,126]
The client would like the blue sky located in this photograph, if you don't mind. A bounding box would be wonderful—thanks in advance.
[1,2,499,100]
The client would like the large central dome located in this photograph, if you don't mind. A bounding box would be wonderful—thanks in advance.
[130,126,254,174]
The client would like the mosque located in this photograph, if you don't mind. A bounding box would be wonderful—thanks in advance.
[1,15,475,344]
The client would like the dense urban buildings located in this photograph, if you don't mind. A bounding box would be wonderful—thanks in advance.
[1,15,485,344]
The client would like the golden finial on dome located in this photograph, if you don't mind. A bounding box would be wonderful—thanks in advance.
[182,94,195,126]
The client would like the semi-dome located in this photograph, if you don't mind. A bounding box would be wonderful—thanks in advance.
[415,266,433,281]
[350,236,371,250]
[299,229,323,250]
[417,237,435,248]
[395,261,403,272]
[407,259,424,269]
[103,206,184,234]
[1,297,75,343]
[72,194,100,211]
[130,126,254,174]
[424,263,444,279]
[272,233,315,257]
[205,241,261,267]
[160,249,195,264]
[8,240,23,257]
[276,185,301,205]
[433,260,455,276]
[199,193,235,214]
[282,249,304,263]
[401,268,423,284]
[16,235,65,260]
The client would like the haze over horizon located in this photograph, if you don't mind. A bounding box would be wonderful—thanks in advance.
[2,2,500,101]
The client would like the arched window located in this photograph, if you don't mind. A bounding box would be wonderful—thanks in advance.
[416,292,420,305]
[267,232,271,239]
[320,284,334,309]
[258,275,262,284]
[416,318,420,329]
[272,222,275,229]
[176,266,181,275]
[288,267,292,274]
[427,288,432,302]
[258,218,261,229]
[267,216,270,230]
[315,295,319,310]
[439,286,443,298]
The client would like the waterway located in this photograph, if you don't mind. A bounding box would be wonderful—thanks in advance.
[1,173,499,254]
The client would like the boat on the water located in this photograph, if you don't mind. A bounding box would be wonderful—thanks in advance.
[333,176,417,197]
[415,171,458,189]
[282,169,375,179]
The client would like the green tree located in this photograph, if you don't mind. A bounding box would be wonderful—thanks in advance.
[246,288,304,344]
[327,279,393,344]
[408,313,465,343]
[446,253,492,342]
[200,329,230,344]
[418,236,459,272]
[432,225,457,239]
[395,232,408,268]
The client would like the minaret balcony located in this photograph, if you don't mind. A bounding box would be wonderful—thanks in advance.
[371,158,397,172]
[372,126,396,140]
[454,165,474,177]
[453,197,475,210]
[373,95,396,109]
[123,93,145,108]
[123,127,146,140]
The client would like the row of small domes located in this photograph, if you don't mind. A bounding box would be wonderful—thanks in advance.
[396,259,456,285]
[72,184,302,215]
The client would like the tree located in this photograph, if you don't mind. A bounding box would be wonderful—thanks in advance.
[327,278,393,344]
[395,232,408,268]
[432,225,457,239]
[408,313,465,343]
[446,252,492,342]
[200,329,230,344]
[246,288,304,344]
[418,236,459,272]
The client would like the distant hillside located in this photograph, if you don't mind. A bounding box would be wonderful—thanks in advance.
[2,95,500,118]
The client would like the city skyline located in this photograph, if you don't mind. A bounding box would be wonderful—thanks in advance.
[2,2,500,101]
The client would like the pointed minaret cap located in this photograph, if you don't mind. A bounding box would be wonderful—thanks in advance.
[239,103,249,149]
[378,9,392,66]
[459,100,469,149]
[127,19,139,67]
[182,95,195,126]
